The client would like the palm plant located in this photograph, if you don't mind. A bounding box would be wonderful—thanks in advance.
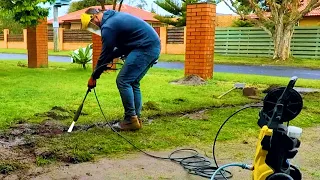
[71,44,92,69]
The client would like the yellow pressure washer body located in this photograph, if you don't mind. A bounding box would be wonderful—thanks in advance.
[252,126,274,180]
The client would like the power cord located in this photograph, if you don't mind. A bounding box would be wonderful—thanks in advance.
[92,88,262,179]
[212,105,262,168]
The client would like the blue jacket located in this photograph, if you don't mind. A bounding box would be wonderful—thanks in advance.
[92,10,161,80]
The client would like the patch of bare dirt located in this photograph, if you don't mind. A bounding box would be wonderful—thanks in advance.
[1,106,96,140]
[0,105,318,180]
[181,110,209,121]
[170,75,207,86]
[3,126,317,180]
[34,106,88,121]
[0,106,97,179]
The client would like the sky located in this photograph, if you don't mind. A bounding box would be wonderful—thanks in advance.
[46,0,236,20]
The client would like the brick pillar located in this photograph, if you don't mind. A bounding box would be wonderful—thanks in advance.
[185,3,216,80]
[3,29,9,49]
[92,34,116,71]
[160,27,167,54]
[27,18,48,68]
[58,28,64,50]
[92,34,101,71]
[23,29,27,49]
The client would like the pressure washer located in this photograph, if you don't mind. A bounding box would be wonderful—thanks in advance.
[68,73,303,180]
[211,76,303,180]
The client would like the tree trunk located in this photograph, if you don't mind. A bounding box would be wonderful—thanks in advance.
[97,0,105,10]
[118,0,124,11]
[272,25,294,61]
[113,0,117,10]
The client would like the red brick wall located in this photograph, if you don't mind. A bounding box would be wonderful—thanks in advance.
[92,34,116,72]
[92,34,102,71]
[27,18,48,68]
[185,3,216,80]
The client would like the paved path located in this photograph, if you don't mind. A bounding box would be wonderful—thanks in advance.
[1,53,320,80]
[156,62,320,80]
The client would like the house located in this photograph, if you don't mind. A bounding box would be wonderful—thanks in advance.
[215,14,239,27]
[248,1,320,26]
[299,6,320,26]
[47,4,164,29]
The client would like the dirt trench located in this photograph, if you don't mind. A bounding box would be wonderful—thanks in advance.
[0,106,101,178]
[0,126,317,180]
[0,106,318,180]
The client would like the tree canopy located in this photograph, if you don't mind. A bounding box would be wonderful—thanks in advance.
[153,0,201,27]
[135,0,148,10]
[68,0,148,13]
[0,11,24,34]
[0,0,55,27]
[68,0,113,13]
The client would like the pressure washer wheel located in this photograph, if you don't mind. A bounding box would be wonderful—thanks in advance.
[262,87,303,123]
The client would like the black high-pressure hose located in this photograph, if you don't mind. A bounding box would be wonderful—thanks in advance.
[91,88,263,179]
[68,62,262,179]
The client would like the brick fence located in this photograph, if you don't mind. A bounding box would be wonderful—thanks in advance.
[27,18,48,68]
[0,14,235,53]
[0,27,187,54]
[0,27,162,52]
[0,28,91,51]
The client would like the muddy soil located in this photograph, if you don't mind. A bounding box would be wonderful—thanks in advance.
[1,126,318,180]
[170,75,207,86]
[0,106,104,179]
[0,105,318,180]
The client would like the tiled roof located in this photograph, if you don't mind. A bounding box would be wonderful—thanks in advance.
[304,5,320,16]
[248,0,320,18]
[48,4,159,24]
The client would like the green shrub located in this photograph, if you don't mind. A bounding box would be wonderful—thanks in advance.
[71,44,92,69]
[232,19,254,27]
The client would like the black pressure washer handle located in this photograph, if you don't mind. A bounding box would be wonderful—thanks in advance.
[288,76,298,88]
[73,88,91,122]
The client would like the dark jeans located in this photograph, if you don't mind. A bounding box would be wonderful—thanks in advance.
[116,44,160,121]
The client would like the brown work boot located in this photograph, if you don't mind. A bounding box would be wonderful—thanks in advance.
[111,115,141,131]
[138,117,142,129]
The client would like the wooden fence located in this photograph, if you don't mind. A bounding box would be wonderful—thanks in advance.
[167,27,184,44]
[7,34,24,42]
[48,29,53,42]
[215,26,320,59]
[63,29,92,43]
[3,26,320,58]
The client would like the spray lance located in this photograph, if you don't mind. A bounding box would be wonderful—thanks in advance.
[67,58,126,133]
[67,88,91,132]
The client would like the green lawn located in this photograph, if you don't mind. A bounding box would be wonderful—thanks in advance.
[0,48,73,56]
[1,48,320,69]
[159,54,320,69]
[1,59,319,128]
[0,60,320,169]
